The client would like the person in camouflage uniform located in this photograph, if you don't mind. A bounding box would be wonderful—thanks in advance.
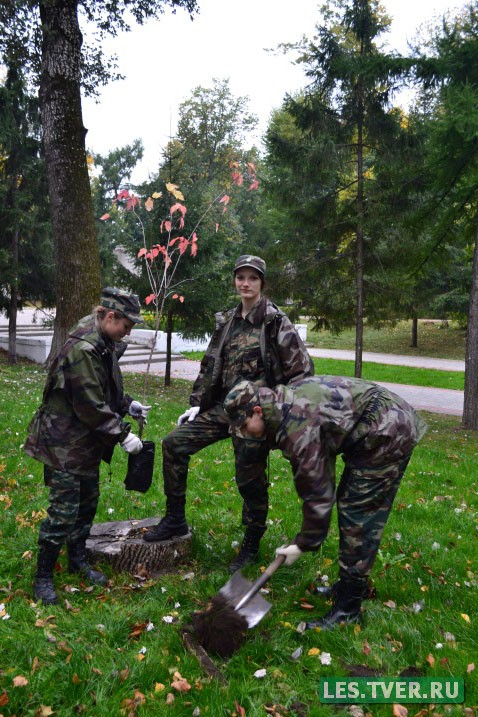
[224,376,427,628]
[24,288,151,605]
[144,255,313,572]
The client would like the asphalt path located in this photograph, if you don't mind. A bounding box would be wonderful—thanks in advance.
[120,347,464,417]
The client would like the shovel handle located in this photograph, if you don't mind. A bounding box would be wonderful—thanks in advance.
[234,554,286,612]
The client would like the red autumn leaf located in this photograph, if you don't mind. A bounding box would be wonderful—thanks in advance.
[235,701,246,717]
[138,247,147,258]
[171,671,191,693]
[116,189,130,201]
[231,171,243,186]
[99,213,110,221]
[248,179,259,191]
[0,692,9,706]
[392,705,408,717]
[172,294,179,299]
[190,232,198,256]
[145,293,156,305]
[362,640,371,655]
[247,162,256,172]
[215,223,219,233]
[219,194,230,205]
[163,220,172,233]
[179,296,184,303]
[170,202,187,216]
[125,194,140,210]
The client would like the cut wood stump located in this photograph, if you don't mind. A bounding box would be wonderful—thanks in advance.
[86,517,192,575]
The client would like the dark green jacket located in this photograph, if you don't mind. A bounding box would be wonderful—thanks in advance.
[190,297,313,412]
[24,315,133,477]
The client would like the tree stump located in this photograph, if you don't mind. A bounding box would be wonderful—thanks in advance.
[86,517,192,575]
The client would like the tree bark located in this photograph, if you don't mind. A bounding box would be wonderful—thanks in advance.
[39,0,101,363]
[354,83,365,379]
[462,210,478,429]
[411,316,418,348]
[165,308,173,387]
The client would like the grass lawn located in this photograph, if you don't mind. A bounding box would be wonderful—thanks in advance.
[0,363,477,716]
[306,320,466,361]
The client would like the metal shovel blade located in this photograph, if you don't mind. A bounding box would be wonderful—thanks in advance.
[219,570,272,628]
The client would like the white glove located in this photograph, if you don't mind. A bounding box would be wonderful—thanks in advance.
[120,433,143,455]
[275,544,303,566]
[177,406,200,426]
[128,400,152,421]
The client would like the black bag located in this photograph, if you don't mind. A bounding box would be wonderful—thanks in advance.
[124,419,155,493]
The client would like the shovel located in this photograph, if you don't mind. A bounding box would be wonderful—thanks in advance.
[217,553,286,628]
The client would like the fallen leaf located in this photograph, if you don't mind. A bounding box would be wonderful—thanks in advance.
[166,692,175,704]
[235,702,246,717]
[0,692,9,707]
[254,669,267,678]
[171,671,191,693]
[35,707,54,717]
[308,648,321,656]
[461,613,471,623]
[72,673,81,684]
[13,675,28,687]
[31,656,39,674]
[119,667,129,682]
[467,663,475,673]
[154,683,166,692]
[383,600,396,609]
[426,654,435,667]
[362,641,371,656]
[392,705,408,717]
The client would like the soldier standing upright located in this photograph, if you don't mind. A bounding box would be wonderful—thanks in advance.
[223,376,427,628]
[25,288,151,605]
[144,255,313,572]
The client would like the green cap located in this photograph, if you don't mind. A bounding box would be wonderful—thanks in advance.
[223,380,260,429]
[234,255,266,276]
[100,287,143,324]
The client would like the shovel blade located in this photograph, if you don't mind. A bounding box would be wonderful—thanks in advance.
[219,570,272,628]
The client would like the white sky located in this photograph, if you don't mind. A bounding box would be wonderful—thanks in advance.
[82,0,461,183]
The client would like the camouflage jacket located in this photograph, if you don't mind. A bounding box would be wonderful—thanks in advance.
[190,297,313,411]
[24,315,133,477]
[258,377,427,552]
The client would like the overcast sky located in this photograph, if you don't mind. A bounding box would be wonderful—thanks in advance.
[82,0,461,183]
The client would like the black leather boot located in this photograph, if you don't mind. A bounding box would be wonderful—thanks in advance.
[33,544,61,605]
[143,504,189,542]
[314,581,340,598]
[306,577,368,630]
[68,542,107,585]
[229,527,265,573]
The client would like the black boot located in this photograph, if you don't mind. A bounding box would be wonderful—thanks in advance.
[229,527,265,573]
[306,577,368,630]
[143,508,189,543]
[314,581,339,598]
[68,542,107,585]
[33,544,61,605]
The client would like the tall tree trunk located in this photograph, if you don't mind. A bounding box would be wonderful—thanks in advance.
[462,210,478,429]
[165,309,173,387]
[354,85,365,379]
[8,227,18,365]
[411,316,418,348]
[39,0,100,363]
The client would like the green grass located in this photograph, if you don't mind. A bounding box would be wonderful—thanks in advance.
[307,320,466,361]
[1,360,477,716]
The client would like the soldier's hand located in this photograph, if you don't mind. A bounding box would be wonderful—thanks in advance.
[120,433,143,455]
[128,400,152,421]
[177,406,200,426]
[275,543,303,566]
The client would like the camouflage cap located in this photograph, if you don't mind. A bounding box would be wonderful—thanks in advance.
[223,380,260,429]
[100,287,143,324]
[234,255,266,276]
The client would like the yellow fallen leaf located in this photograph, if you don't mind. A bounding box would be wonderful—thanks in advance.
[154,682,166,692]
[35,706,54,717]
[308,647,321,656]
[136,653,145,661]
[461,613,471,623]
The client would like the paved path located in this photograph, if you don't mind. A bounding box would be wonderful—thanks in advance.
[119,347,464,417]
[307,348,464,372]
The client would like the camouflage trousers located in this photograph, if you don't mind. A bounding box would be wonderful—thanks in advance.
[38,466,100,549]
[335,454,411,580]
[162,403,270,530]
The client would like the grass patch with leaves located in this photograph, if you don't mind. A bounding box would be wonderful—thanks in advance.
[0,360,477,716]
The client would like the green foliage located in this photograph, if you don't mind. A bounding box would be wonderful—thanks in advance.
[0,359,477,714]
